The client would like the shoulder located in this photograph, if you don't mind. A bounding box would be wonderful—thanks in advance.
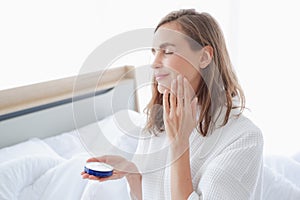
[229,113,263,141]
[210,107,263,141]
[189,112,263,164]
[196,112,263,156]
[215,113,264,152]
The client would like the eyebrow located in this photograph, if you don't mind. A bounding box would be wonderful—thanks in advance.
[159,42,176,48]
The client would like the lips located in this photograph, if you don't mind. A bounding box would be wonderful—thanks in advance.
[155,73,169,80]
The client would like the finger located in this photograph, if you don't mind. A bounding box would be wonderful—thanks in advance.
[86,156,106,163]
[177,75,183,109]
[163,89,170,115]
[170,79,176,119]
[183,78,188,107]
[183,78,192,108]
[81,173,90,179]
[82,175,89,179]
[88,175,101,181]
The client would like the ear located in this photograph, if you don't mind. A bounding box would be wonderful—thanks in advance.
[199,46,213,69]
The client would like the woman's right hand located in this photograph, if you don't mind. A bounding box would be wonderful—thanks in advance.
[81,155,139,182]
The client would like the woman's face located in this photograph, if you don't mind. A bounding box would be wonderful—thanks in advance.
[152,22,202,95]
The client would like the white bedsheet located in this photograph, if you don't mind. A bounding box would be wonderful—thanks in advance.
[0,109,143,200]
[0,155,64,199]
[1,109,300,200]
[18,155,88,200]
[263,155,300,200]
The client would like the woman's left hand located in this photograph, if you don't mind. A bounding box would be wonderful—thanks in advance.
[163,75,198,154]
[81,155,139,182]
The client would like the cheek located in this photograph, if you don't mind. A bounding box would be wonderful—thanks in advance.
[164,59,184,76]
[166,58,198,80]
[187,66,200,79]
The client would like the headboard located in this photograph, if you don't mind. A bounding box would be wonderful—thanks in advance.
[0,66,139,148]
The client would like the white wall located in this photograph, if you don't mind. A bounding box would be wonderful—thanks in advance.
[235,0,300,156]
[0,0,234,90]
[1,0,299,156]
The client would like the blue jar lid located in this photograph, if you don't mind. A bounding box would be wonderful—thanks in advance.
[84,162,113,178]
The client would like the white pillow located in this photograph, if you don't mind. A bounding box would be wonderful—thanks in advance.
[75,109,145,158]
[0,155,64,200]
[43,109,145,160]
[0,138,62,163]
[43,132,86,159]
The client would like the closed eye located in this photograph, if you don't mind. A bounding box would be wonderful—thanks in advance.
[163,49,174,55]
[151,48,174,55]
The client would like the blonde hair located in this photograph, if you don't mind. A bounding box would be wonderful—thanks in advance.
[144,9,245,136]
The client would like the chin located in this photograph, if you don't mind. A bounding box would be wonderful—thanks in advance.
[157,84,167,94]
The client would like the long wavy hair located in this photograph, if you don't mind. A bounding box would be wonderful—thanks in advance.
[144,9,245,136]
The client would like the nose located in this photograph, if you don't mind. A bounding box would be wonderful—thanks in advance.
[151,50,163,69]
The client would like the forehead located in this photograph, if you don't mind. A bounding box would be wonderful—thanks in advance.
[153,23,202,51]
[153,25,186,48]
[159,22,183,32]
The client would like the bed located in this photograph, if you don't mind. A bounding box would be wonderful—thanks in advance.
[1,65,300,200]
[0,66,145,199]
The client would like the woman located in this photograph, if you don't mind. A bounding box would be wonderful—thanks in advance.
[82,9,263,200]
